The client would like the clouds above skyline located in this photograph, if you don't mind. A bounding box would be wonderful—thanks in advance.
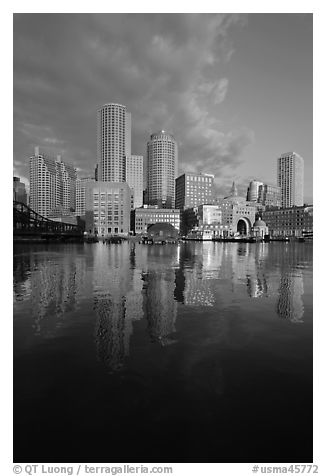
[13,13,312,200]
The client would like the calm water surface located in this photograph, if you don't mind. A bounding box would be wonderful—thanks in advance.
[13,241,313,463]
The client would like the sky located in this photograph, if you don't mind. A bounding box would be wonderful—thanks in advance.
[13,13,313,202]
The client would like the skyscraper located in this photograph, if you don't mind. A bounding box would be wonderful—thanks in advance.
[125,155,143,209]
[29,146,76,217]
[246,180,263,202]
[147,130,178,208]
[97,103,131,182]
[277,152,304,208]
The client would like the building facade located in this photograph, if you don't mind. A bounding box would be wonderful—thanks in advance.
[262,205,313,238]
[132,206,181,234]
[84,181,131,236]
[277,152,304,208]
[29,146,76,218]
[13,177,27,204]
[97,103,131,182]
[125,155,144,209]
[197,205,222,226]
[257,183,282,208]
[76,177,96,216]
[147,130,178,208]
[175,172,214,210]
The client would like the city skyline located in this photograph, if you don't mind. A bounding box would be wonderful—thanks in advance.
[13,14,312,203]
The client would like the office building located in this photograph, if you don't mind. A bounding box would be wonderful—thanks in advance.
[257,183,282,208]
[132,206,180,234]
[246,180,263,202]
[97,103,131,182]
[13,177,27,205]
[277,152,304,207]
[76,177,96,216]
[125,155,143,209]
[84,181,131,236]
[147,130,178,208]
[176,172,214,209]
[29,146,76,218]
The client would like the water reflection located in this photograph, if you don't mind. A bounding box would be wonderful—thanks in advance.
[277,273,304,323]
[142,245,178,345]
[13,242,312,369]
[13,246,84,337]
[93,244,143,371]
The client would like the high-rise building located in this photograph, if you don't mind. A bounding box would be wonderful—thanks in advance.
[277,152,304,208]
[13,177,27,204]
[76,177,96,216]
[97,103,131,182]
[147,130,178,208]
[126,155,143,209]
[247,180,263,202]
[257,183,282,208]
[176,172,214,210]
[29,146,76,217]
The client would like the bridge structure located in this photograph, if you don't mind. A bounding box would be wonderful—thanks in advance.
[13,201,84,241]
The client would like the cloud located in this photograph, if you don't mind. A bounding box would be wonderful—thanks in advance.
[13,13,251,186]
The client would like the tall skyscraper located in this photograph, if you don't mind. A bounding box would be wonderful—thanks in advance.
[97,103,131,182]
[246,180,263,202]
[147,130,178,208]
[13,177,27,204]
[175,172,214,210]
[277,152,304,208]
[125,155,143,209]
[29,146,76,217]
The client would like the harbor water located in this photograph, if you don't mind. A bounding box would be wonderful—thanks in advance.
[13,241,313,463]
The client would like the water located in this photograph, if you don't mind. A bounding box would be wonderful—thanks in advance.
[13,241,313,463]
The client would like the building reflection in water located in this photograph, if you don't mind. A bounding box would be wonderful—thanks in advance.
[277,273,304,323]
[93,243,144,371]
[13,245,84,337]
[174,241,306,324]
[142,245,179,345]
[178,243,222,307]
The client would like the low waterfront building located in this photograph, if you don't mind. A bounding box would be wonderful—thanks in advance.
[84,181,131,236]
[132,205,181,234]
[262,205,313,238]
[252,218,269,239]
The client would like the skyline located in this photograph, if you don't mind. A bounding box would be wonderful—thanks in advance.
[13,13,312,202]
